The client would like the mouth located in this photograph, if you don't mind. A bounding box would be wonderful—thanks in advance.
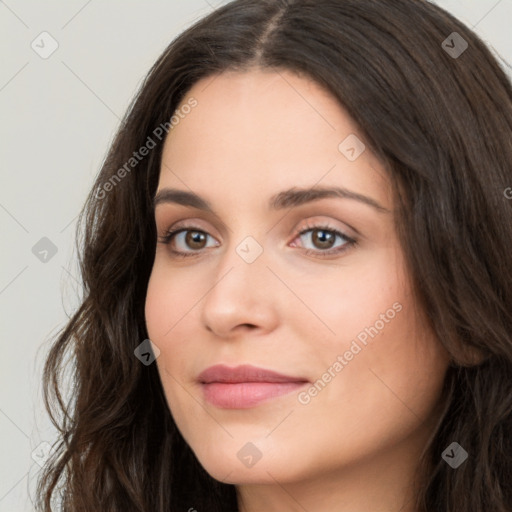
[198,364,310,409]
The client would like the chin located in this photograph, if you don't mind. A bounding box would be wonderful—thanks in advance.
[192,441,309,485]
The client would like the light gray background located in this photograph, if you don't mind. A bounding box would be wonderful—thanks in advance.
[1,1,511,510]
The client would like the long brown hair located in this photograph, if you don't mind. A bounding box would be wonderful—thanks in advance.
[36,1,512,510]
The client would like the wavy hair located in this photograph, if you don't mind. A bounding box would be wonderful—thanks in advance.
[36,0,512,510]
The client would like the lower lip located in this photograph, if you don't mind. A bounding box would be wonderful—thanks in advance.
[201,382,308,409]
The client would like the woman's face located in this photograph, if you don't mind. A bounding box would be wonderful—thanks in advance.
[145,68,451,487]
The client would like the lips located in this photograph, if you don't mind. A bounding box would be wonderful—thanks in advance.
[197,364,308,384]
[197,364,309,409]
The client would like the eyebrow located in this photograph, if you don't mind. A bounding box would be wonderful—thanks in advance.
[153,186,390,214]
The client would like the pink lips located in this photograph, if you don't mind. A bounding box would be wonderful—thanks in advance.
[198,364,309,409]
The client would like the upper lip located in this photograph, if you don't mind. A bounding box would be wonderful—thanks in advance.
[198,364,309,384]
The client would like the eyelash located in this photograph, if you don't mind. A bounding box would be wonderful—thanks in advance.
[157,221,357,260]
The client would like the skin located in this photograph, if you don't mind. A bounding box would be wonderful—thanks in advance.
[144,68,452,512]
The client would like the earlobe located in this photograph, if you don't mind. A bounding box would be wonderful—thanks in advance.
[450,343,489,368]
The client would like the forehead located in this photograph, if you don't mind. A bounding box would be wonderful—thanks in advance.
[158,69,390,208]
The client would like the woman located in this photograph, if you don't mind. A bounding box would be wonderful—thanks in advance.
[36,0,512,510]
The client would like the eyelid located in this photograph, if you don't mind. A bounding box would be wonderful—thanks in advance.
[162,218,215,237]
[294,217,356,240]
[159,216,354,239]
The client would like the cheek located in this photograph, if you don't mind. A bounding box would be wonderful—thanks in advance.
[144,271,192,417]
[293,243,448,412]
[144,265,195,340]
[294,246,405,349]
[313,285,448,431]
[144,266,205,377]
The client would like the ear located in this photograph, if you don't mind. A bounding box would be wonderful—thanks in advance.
[450,342,489,367]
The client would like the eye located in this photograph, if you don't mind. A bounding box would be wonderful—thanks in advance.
[158,226,219,258]
[290,221,357,258]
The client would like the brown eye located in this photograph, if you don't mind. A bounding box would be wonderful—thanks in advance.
[292,223,357,259]
[310,229,336,250]
[185,230,208,249]
[158,226,219,257]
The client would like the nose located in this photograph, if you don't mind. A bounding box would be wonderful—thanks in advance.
[200,237,279,339]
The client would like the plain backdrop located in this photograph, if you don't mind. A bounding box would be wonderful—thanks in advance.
[1,0,511,510]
